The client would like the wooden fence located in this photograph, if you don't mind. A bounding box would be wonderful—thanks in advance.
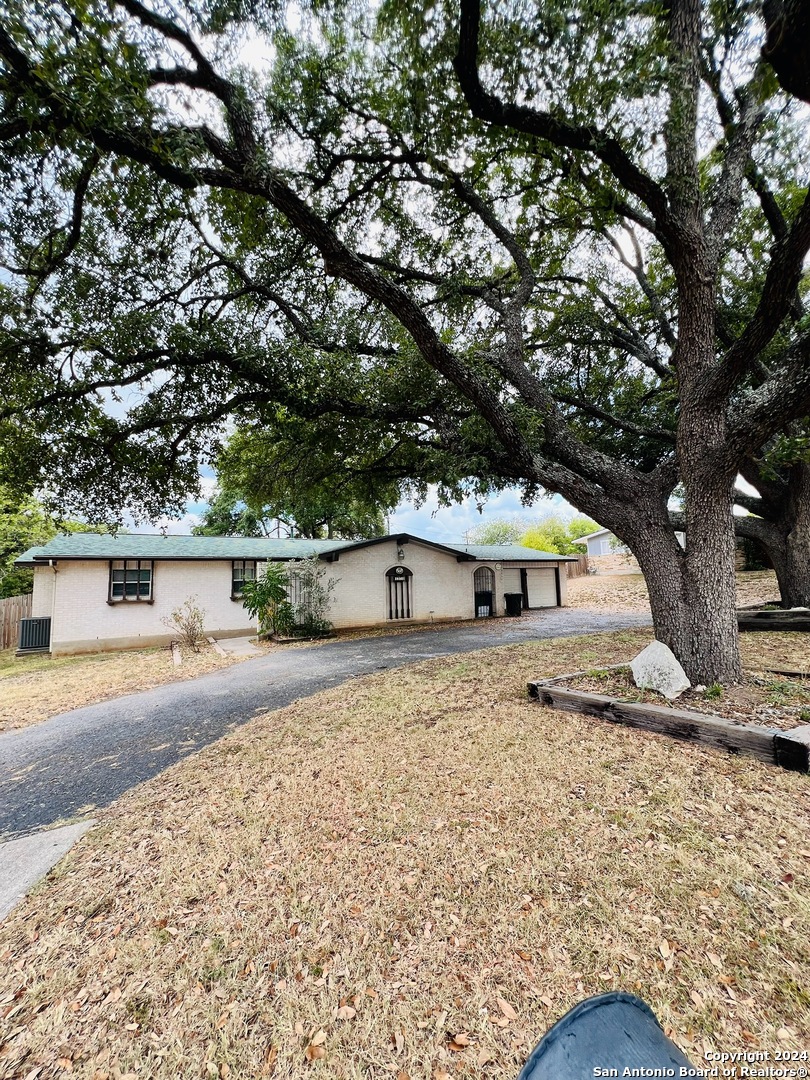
[566,555,589,578]
[0,593,32,651]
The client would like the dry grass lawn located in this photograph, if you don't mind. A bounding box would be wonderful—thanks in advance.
[0,629,807,1080]
[0,571,782,736]
[0,644,245,734]
[566,569,779,613]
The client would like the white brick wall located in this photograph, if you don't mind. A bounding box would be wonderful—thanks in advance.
[326,540,567,626]
[327,539,473,627]
[46,559,255,654]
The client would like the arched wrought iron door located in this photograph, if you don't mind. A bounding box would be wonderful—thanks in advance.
[386,565,413,619]
[473,566,495,617]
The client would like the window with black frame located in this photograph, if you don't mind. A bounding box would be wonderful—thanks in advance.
[109,560,153,602]
[232,559,258,598]
[386,565,412,619]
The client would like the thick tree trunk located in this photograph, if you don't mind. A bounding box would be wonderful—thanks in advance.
[674,441,741,681]
[762,0,810,104]
[630,506,741,685]
[608,484,742,685]
[771,463,810,607]
[771,532,810,607]
[733,462,810,607]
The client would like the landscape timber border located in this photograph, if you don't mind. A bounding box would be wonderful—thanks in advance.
[736,608,810,632]
[528,669,810,773]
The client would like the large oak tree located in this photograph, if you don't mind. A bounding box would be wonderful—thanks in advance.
[1,0,809,681]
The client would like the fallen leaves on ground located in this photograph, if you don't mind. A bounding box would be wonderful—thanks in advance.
[566,570,779,615]
[0,643,247,733]
[0,629,807,1078]
[562,665,810,731]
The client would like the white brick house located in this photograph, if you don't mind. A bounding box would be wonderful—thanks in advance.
[16,533,575,655]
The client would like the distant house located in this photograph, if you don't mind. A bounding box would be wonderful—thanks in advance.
[15,532,577,655]
[571,527,685,573]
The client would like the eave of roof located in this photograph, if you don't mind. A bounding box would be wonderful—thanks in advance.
[15,533,349,565]
[321,532,476,562]
[15,531,578,566]
[569,528,611,543]
[445,543,578,561]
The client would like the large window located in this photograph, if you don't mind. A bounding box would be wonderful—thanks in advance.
[109,560,153,603]
[386,565,412,620]
[232,559,258,598]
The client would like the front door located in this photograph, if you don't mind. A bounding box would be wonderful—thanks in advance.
[473,566,495,617]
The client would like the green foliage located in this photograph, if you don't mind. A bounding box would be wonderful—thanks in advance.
[759,427,810,481]
[520,515,599,555]
[192,488,272,538]
[285,555,338,638]
[240,556,337,638]
[704,683,724,701]
[0,487,108,597]
[195,424,401,540]
[0,488,56,597]
[467,518,528,545]
[0,0,808,685]
[161,596,207,652]
[240,562,289,636]
[468,513,598,553]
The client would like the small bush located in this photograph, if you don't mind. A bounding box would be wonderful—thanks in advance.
[240,562,289,636]
[162,596,206,652]
[240,559,337,638]
[286,555,337,637]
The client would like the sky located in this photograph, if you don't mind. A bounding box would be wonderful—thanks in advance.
[146,476,580,542]
[137,473,759,542]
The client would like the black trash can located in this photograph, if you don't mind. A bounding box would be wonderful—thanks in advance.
[504,593,523,617]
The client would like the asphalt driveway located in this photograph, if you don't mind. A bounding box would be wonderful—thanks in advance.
[0,609,651,840]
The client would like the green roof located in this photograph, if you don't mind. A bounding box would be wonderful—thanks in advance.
[15,533,348,565]
[444,544,576,561]
[15,532,575,565]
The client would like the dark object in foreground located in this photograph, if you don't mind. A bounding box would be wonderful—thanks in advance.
[762,0,810,105]
[517,992,695,1080]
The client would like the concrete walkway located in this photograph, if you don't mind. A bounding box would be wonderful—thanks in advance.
[213,635,263,657]
[0,820,95,920]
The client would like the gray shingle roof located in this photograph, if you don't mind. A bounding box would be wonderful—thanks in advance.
[14,533,348,564]
[443,543,577,561]
[15,532,575,565]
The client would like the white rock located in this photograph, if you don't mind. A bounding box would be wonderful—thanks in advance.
[630,640,691,700]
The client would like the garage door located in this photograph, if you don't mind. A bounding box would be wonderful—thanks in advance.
[502,568,521,593]
[525,568,557,608]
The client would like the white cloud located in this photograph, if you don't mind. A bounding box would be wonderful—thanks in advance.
[388,486,579,543]
[134,471,764,539]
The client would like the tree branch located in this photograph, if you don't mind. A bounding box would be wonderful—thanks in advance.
[710,190,810,395]
[453,0,672,239]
